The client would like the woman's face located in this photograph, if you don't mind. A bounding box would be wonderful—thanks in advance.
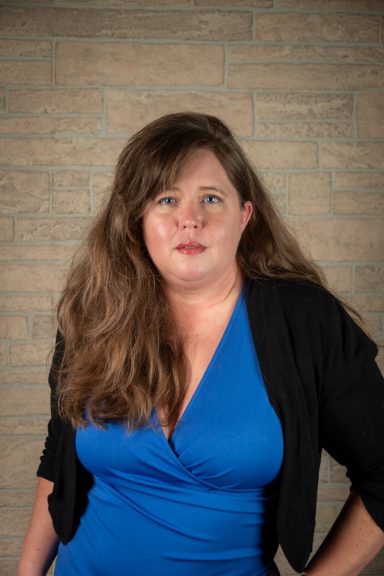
[142,148,253,291]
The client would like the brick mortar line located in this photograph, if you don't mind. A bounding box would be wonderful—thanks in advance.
[0,112,103,117]
[1,135,383,142]
[0,433,46,438]
[2,36,384,47]
[51,38,56,86]
[0,57,51,61]
[3,85,382,95]
[1,259,383,267]
[3,212,384,220]
[252,10,257,42]
[0,4,269,14]
[0,386,50,390]
[90,173,96,214]
[4,87,378,98]
[1,37,248,45]
[1,166,384,175]
[100,86,107,138]
[0,415,50,420]
[2,2,384,15]
[330,171,335,216]
[3,85,9,114]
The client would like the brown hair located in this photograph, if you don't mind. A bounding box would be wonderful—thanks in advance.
[56,112,331,430]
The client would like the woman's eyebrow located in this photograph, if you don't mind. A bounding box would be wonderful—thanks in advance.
[199,185,226,194]
[162,184,228,195]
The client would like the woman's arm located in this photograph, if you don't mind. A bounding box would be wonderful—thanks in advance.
[17,477,59,576]
[304,492,384,576]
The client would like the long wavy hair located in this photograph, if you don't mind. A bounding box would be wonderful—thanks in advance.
[57,112,332,430]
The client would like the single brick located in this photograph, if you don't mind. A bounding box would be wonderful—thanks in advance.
[255,121,352,139]
[0,369,48,386]
[288,173,331,215]
[10,88,102,114]
[241,140,317,169]
[0,264,67,292]
[0,416,49,436]
[10,341,52,368]
[355,266,384,293]
[56,42,224,86]
[321,142,384,169]
[0,7,251,41]
[0,217,14,241]
[333,171,384,190]
[0,244,74,262]
[260,172,286,190]
[0,138,125,167]
[0,116,101,136]
[276,0,384,11]
[254,93,353,121]
[255,13,379,43]
[196,0,272,6]
[356,92,384,139]
[323,266,353,293]
[32,314,57,339]
[53,170,90,187]
[0,316,28,340]
[92,171,114,212]
[228,63,384,91]
[0,538,23,557]
[333,191,384,215]
[290,218,383,261]
[348,294,384,313]
[230,45,384,64]
[0,171,50,213]
[0,439,43,495]
[0,39,51,57]
[17,217,90,242]
[0,509,30,537]
[0,296,52,313]
[0,61,51,85]
[0,386,49,416]
[52,189,90,214]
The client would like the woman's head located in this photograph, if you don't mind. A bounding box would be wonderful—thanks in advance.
[104,112,268,279]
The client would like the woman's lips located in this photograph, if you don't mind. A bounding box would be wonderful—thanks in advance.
[176,242,206,255]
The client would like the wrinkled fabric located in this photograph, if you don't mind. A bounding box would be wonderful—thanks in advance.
[54,289,283,576]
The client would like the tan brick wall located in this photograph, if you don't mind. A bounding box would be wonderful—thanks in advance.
[0,1,383,574]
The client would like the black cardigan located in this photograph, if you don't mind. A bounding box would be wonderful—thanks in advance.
[37,278,384,573]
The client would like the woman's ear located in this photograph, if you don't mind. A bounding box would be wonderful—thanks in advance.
[240,201,253,233]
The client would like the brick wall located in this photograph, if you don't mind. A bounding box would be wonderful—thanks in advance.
[0,1,383,574]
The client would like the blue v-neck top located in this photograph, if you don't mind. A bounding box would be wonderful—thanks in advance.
[55,288,284,576]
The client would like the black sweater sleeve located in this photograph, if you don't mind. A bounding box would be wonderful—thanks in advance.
[319,297,384,530]
[36,331,65,482]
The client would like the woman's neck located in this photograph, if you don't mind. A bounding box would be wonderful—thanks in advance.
[164,268,245,335]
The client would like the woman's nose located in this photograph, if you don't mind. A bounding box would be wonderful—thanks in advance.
[179,203,202,229]
[183,218,199,229]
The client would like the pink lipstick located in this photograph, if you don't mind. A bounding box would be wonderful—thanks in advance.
[176,242,206,255]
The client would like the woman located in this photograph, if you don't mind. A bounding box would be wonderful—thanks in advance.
[18,112,384,576]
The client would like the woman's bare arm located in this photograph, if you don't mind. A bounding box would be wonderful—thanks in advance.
[304,492,384,576]
[17,477,59,576]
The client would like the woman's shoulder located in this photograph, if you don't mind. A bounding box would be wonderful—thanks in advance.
[246,275,338,318]
[246,275,377,361]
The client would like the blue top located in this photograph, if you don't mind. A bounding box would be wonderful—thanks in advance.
[54,286,284,576]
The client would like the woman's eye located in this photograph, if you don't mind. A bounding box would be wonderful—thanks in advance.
[203,195,221,204]
[158,196,176,205]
